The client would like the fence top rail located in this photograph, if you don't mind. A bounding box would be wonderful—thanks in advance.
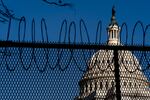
[0,40,150,51]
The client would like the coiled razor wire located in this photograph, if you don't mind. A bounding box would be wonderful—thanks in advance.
[0,16,150,73]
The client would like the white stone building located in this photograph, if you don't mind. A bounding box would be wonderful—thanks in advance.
[75,7,150,100]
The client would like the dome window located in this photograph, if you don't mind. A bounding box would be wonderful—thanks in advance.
[111,81,114,87]
[135,83,136,87]
[106,81,108,90]
[114,30,117,38]
[95,82,97,90]
[90,83,92,92]
[107,60,110,63]
[102,60,105,64]
[139,84,141,87]
[86,83,88,93]
[129,82,132,87]
[124,82,127,87]
[112,31,114,38]
[126,60,128,64]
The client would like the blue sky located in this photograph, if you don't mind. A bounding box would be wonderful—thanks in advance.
[1,0,150,44]
[0,0,150,100]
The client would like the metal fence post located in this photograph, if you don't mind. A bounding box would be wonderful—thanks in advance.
[114,50,121,100]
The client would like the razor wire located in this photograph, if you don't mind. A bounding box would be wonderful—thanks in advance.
[0,16,150,73]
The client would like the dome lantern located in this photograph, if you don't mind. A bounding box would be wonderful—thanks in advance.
[107,6,120,45]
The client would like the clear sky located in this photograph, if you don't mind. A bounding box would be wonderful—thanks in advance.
[0,0,150,100]
[1,0,150,44]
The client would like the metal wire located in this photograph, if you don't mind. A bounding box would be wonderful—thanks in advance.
[0,15,150,73]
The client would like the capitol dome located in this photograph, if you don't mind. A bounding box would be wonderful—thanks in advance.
[76,7,150,100]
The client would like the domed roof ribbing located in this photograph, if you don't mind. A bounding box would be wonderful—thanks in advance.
[83,50,147,81]
[77,50,150,99]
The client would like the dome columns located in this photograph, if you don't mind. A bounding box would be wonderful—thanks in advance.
[107,25,120,45]
[107,6,121,45]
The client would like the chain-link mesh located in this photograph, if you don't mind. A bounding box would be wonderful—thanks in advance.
[0,45,150,100]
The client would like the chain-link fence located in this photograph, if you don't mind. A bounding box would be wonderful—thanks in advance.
[0,41,150,100]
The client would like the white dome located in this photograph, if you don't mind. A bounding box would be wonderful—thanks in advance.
[77,49,150,99]
[86,50,146,80]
